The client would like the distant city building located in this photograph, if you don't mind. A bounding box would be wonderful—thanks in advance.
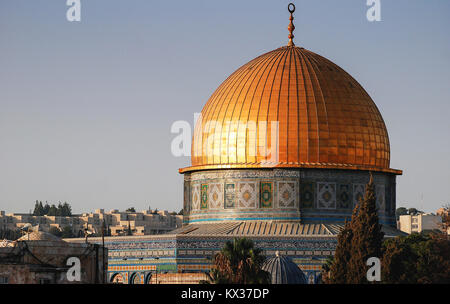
[0,231,107,284]
[398,213,443,234]
[0,209,182,237]
[437,207,450,235]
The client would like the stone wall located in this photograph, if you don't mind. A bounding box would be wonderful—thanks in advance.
[0,240,107,284]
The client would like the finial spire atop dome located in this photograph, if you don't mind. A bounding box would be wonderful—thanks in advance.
[287,3,296,46]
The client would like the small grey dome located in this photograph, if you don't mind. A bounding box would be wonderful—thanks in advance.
[17,231,66,243]
[262,251,307,284]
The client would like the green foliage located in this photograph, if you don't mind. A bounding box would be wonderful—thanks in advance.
[33,201,72,216]
[321,256,334,283]
[328,220,353,283]
[61,226,75,238]
[32,201,44,216]
[126,207,136,213]
[210,238,270,284]
[127,221,133,236]
[395,207,408,219]
[395,207,424,220]
[382,233,450,283]
[347,174,384,284]
[408,208,421,216]
[327,173,384,284]
[327,174,450,284]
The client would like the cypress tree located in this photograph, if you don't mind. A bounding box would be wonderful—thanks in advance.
[48,204,57,216]
[347,173,384,284]
[328,202,359,283]
[38,201,44,216]
[32,201,40,216]
[326,173,384,284]
[127,221,132,236]
[328,220,353,283]
[43,202,50,215]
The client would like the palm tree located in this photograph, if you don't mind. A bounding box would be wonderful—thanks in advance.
[210,238,270,284]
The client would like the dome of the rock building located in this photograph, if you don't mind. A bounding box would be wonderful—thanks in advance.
[182,45,399,174]
[262,251,308,284]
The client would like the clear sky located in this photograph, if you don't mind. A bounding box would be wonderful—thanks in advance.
[0,0,449,214]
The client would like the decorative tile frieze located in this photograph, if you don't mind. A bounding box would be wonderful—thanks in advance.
[185,168,396,224]
[260,182,274,208]
[183,181,190,213]
[337,184,351,209]
[208,183,223,210]
[200,184,208,209]
[317,182,336,209]
[224,183,236,208]
[300,182,314,209]
[191,184,200,211]
[237,182,257,208]
[376,184,385,212]
[277,181,298,208]
[189,169,300,181]
[353,183,365,207]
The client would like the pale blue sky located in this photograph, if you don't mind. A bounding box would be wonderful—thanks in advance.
[0,0,449,214]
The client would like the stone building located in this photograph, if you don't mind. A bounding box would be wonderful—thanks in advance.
[398,213,443,234]
[65,4,404,284]
[437,208,450,234]
[0,231,107,284]
[0,209,182,237]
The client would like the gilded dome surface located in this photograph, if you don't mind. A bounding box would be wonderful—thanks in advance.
[181,45,400,174]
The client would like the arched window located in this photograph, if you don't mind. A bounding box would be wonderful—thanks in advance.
[130,272,143,285]
[110,273,124,284]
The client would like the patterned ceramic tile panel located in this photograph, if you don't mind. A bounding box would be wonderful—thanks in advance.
[277,181,298,208]
[224,183,236,209]
[191,184,200,211]
[353,184,365,207]
[208,183,223,210]
[300,182,314,209]
[376,184,385,212]
[201,184,208,209]
[237,182,257,208]
[389,184,395,214]
[337,184,351,209]
[184,182,190,213]
[317,182,336,209]
[260,182,274,208]
[184,169,397,225]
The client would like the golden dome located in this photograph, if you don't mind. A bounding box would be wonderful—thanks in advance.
[181,45,401,175]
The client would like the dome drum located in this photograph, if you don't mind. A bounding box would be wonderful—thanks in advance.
[182,168,397,226]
